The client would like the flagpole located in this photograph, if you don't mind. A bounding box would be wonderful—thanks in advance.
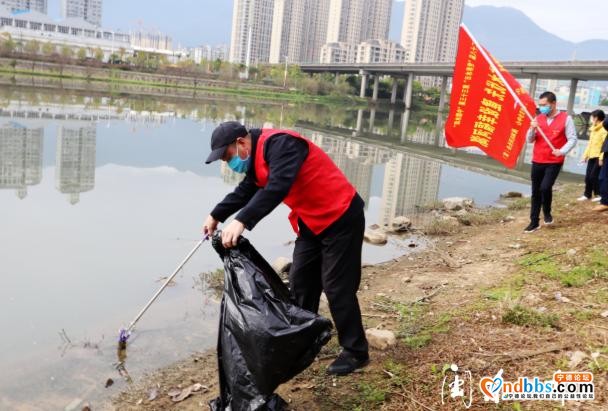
[460,24,557,151]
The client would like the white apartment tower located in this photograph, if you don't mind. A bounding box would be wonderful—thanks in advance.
[326,0,391,45]
[357,39,406,64]
[0,0,47,13]
[61,0,102,27]
[269,0,329,64]
[229,0,275,65]
[401,0,464,63]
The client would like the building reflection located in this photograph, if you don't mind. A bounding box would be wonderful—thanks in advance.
[0,122,44,199]
[307,129,441,226]
[55,124,96,205]
[311,132,387,207]
[379,152,440,226]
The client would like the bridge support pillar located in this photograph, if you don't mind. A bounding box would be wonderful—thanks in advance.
[334,73,340,85]
[359,70,369,98]
[435,110,444,144]
[388,109,395,131]
[529,74,538,100]
[438,75,448,112]
[372,75,380,102]
[401,109,411,143]
[403,73,414,109]
[356,108,364,134]
[567,78,578,115]
[390,77,398,104]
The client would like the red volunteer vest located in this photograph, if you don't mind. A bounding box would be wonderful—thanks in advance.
[533,112,568,164]
[254,129,356,235]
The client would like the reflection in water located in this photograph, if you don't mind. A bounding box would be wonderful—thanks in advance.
[0,121,97,204]
[0,88,541,409]
[0,121,43,199]
[380,153,440,226]
[309,130,441,226]
[56,125,97,205]
[115,345,133,384]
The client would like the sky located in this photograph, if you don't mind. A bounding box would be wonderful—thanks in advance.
[46,0,233,47]
[43,0,607,47]
[463,0,608,43]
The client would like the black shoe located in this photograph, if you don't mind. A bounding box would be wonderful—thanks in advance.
[543,216,554,225]
[524,222,540,233]
[327,350,369,376]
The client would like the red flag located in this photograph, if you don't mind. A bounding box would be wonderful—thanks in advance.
[445,25,537,168]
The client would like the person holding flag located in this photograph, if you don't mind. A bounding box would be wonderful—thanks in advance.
[524,91,578,233]
[445,25,577,233]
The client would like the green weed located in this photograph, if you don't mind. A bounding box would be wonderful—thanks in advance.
[502,305,559,328]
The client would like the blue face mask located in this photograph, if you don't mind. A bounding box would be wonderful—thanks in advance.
[538,106,551,116]
[228,145,250,174]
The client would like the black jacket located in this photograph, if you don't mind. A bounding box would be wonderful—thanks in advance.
[602,119,608,158]
[211,129,309,230]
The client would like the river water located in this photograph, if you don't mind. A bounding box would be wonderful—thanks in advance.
[0,86,587,409]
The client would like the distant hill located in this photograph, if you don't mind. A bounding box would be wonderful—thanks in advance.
[390,3,608,61]
[463,5,608,61]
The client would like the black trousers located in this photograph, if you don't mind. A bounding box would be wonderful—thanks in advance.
[600,156,608,206]
[530,162,562,224]
[584,158,601,198]
[289,194,368,356]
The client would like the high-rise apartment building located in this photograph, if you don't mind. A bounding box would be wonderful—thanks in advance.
[357,39,406,64]
[269,0,329,64]
[326,0,391,45]
[61,0,102,27]
[0,0,46,13]
[320,41,356,64]
[130,31,172,51]
[400,0,464,63]
[229,0,274,65]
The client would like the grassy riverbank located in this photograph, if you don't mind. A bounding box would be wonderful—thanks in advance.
[0,63,364,106]
[113,183,608,410]
[115,184,608,410]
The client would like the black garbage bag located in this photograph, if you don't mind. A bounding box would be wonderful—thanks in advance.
[209,233,333,411]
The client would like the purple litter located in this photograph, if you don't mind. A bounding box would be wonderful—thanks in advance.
[119,328,130,343]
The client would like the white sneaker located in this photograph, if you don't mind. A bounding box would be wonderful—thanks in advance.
[592,197,602,202]
[576,196,590,201]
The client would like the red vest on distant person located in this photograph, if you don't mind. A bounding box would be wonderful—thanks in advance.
[533,112,568,164]
[254,129,356,235]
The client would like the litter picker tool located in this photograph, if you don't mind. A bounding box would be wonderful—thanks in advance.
[118,235,209,348]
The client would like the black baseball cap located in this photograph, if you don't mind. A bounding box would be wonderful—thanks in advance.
[205,121,248,164]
